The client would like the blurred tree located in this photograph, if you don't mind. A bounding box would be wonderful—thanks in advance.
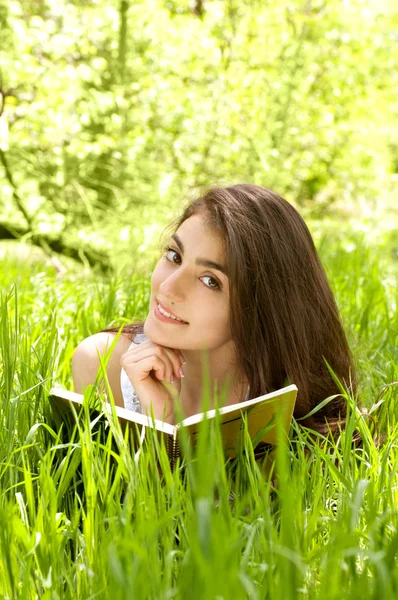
[0,0,396,270]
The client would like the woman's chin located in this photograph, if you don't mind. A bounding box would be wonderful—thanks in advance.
[143,316,168,345]
[144,315,189,348]
[143,316,154,339]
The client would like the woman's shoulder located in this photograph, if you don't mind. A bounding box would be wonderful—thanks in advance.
[72,331,136,397]
[74,331,135,358]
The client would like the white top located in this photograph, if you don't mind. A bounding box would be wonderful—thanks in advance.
[120,332,251,411]
[120,332,148,412]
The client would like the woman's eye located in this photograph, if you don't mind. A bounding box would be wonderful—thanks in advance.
[201,276,220,291]
[164,247,181,264]
[164,247,220,291]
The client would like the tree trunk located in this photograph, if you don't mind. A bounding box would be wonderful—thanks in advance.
[0,222,112,273]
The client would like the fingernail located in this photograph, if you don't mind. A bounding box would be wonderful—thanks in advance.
[179,352,186,364]
[179,367,184,378]
[170,375,174,384]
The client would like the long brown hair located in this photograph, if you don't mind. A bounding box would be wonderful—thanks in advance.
[103,184,356,435]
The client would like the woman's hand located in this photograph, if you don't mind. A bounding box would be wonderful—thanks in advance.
[120,339,184,422]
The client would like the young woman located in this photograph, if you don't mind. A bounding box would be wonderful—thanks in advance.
[72,184,356,436]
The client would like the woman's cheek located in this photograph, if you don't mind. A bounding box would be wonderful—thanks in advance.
[192,299,231,344]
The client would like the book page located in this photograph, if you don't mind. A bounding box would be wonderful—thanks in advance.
[49,387,176,436]
[177,386,297,459]
[49,387,178,465]
[177,384,297,427]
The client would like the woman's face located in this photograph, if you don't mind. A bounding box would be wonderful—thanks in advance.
[144,213,232,352]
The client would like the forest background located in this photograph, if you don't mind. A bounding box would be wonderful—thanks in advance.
[0,0,397,274]
[1,1,398,597]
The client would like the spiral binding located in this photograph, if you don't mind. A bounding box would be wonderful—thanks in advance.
[166,435,181,471]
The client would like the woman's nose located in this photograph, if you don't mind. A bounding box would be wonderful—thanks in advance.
[159,270,185,303]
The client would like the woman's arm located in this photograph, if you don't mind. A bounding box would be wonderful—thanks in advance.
[119,339,183,422]
[72,332,133,407]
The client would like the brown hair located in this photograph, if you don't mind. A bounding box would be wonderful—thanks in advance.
[103,184,356,435]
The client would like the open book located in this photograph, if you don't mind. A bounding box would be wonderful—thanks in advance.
[49,384,298,470]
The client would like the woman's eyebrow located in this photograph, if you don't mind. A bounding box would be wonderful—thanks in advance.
[172,233,229,276]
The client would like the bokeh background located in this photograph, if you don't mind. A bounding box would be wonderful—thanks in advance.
[0,0,397,274]
[1,4,398,597]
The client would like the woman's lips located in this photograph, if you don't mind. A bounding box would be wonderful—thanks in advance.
[154,303,188,325]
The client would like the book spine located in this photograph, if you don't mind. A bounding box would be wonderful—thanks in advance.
[166,435,180,472]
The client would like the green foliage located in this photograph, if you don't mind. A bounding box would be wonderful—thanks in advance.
[0,0,397,270]
[0,229,397,597]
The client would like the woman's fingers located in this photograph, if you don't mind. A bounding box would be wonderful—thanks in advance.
[121,351,168,383]
[120,347,177,384]
[121,343,183,382]
[125,339,184,373]
[119,340,184,421]
[132,355,167,383]
[161,346,184,380]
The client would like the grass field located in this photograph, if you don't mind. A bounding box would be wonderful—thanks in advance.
[0,222,397,599]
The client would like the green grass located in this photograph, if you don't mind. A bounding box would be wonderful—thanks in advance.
[0,227,397,599]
